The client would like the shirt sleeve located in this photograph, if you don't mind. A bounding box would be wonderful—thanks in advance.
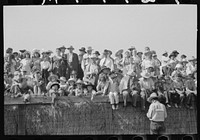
[147,104,153,119]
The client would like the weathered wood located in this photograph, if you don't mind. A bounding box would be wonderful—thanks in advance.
[4,98,197,135]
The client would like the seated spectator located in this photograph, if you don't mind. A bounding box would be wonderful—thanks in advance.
[32,70,45,96]
[139,71,155,110]
[75,79,84,97]
[46,74,59,96]
[95,74,110,97]
[4,73,13,95]
[119,69,136,107]
[108,71,120,110]
[162,76,173,107]
[129,76,141,108]
[49,82,60,103]
[173,75,186,108]
[185,74,196,109]
[84,82,96,100]
[58,77,68,96]
[66,78,76,96]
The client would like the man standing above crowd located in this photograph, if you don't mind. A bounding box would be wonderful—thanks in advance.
[66,45,79,75]
[82,46,93,72]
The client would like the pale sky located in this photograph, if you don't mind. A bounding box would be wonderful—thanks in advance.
[3,5,197,60]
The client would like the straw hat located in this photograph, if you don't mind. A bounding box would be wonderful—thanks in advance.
[76,79,84,85]
[68,78,76,83]
[60,45,66,50]
[48,74,58,81]
[147,92,158,103]
[13,52,19,55]
[32,49,40,55]
[140,71,151,79]
[67,46,74,50]
[93,51,100,56]
[115,49,123,57]
[50,82,60,89]
[59,77,67,82]
[87,46,93,51]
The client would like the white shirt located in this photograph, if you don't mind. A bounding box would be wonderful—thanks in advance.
[99,57,114,71]
[161,56,169,67]
[41,61,51,70]
[68,53,73,63]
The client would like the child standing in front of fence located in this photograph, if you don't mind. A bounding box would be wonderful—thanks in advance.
[108,71,120,110]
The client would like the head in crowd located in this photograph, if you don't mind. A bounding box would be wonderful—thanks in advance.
[115,49,123,59]
[93,51,100,58]
[50,82,60,91]
[162,51,168,57]
[137,52,143,58]
[90,55,97,64]
[68,78,76,86]
[87,46,93,54]
[59,77,67,85]
[6,48,13,54]
[147,92,158,103]
[76,79,84,89]
[48,74,58,82]
[124,51,130,58]
[33,49,40,58]
[13,52,19,58]
[60,46,66,54]
[86,82,95,92]
[79,47,86,55]
[56,48,61,56]
[169,52,175,60]
[70,70,77,79]
[172,50,179,57]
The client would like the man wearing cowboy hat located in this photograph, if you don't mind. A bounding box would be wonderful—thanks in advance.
[77,47,86,80]
[66,45,79,75]
[93,51,101,65]
[81,46,93,71]
[147,92,167,135]
[161,51,169,76]
[139,71,155,110]
[59,45,67,58]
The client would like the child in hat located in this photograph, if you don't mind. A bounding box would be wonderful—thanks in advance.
[33,70,45,96]
[95,74,110,97]
[108,71,120,110]
[40,56,51,86]
[129,76,141,108]
[66,78,76,96]
[74,79,84,97]
[58,77,68,96]
[46,74,59,96]
[84,82,96,100]
[49,82,60,103]
[139,71,155,110]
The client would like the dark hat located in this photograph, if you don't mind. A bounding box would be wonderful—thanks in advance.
[67,46,74,50]
[13,52,19,55]
[60,46,66,50]
[169,52,176,58]
[137,52,143,55]
[50,82,60,89]
[87,46,93,51]
[103,49,109,55]
[19,49,26,53]
[128,46,136,51]
[94,51,100,56]
[99,66,111,74]
[162,51,168,55]
[79,47,86,53]
[6,48,13,53]
[172,50,179,54]
[181,54,187,58]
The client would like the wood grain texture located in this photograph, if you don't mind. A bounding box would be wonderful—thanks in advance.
[4,96,197,135]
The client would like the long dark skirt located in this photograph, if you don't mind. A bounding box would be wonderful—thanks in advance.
[42,69,49,87]
[77,64,84,80]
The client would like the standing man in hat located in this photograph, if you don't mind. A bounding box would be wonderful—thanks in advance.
[66,45,79,75]
[147,92,167,135]
[93,51,101,66]
[161,51,169,76]
[81,46,93,73]
[19,49,27,59]
[78,47,86,80]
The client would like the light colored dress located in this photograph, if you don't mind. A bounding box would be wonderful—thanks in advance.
[20,58,32,75]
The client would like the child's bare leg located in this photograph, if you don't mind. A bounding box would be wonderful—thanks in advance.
[34,86,38,95]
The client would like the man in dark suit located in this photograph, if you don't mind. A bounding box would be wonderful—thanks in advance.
[66,46,79,76]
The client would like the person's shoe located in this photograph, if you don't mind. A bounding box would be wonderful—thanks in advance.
[189,106,194,110]
[115,105,119,110]
[112,105,115,110]
[167,104,171,108]
[175,104,178,108]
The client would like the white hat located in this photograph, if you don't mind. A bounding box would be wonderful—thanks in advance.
[175,63,183,69]
[147,92,158,103]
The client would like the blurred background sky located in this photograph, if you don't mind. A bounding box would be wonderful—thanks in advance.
[4,5,197,60]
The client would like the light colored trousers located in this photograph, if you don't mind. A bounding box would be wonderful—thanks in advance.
[109,92,119,104]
